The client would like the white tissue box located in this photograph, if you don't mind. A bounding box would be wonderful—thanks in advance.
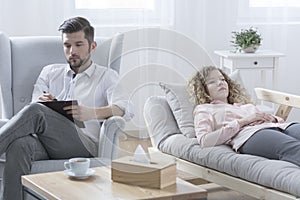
[111,156,176,189]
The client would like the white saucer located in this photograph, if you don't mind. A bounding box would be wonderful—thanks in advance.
[64,169,96,179]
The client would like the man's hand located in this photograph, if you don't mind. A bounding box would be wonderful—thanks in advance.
[63,104,96,121]
[38,92,57,102]
[63,104,125,122]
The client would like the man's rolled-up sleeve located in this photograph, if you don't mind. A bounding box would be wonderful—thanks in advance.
[105,70,134,121]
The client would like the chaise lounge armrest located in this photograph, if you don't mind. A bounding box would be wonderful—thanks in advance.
[255,87,300,120]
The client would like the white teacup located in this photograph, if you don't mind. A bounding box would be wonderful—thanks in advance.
[64,158,90,176]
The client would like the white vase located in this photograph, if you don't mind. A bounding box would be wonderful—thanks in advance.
[242,45,259,53]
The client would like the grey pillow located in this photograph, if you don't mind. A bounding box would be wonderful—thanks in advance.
[159,82,195,138]
[159,70,243,138]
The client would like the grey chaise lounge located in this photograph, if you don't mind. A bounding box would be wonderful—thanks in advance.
[144,82,300,200]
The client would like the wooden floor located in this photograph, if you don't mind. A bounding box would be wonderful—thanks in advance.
[118,133,258,200]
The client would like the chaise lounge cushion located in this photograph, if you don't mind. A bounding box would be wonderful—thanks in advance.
[158,131,300,197]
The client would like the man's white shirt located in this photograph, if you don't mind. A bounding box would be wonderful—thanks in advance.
[32,63,133,155]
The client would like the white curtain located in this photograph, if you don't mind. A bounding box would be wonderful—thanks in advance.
[237,0,300,94]
[0,0,74,36]
[0,0,174,37]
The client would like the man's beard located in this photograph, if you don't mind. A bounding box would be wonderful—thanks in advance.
[68,52,91,68]
[68,59,84,68]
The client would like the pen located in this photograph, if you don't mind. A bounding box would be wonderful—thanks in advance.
[43,91,57,101]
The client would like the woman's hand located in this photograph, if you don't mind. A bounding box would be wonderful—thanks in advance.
[238,112,277,128]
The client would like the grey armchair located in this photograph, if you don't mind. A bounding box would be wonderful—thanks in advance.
[0,32,125,176]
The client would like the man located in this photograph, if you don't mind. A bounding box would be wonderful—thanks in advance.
[0,17,133,200]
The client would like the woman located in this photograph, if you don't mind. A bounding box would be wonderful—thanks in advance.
[188,66,300,166]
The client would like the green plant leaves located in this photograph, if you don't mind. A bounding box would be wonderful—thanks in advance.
[231,27,262,52]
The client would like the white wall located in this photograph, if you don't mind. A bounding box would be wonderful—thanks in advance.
[1,0,300,134]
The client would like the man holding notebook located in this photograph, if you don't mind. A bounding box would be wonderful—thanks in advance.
[0,17,133,200]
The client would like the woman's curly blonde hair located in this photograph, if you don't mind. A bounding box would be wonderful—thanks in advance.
[188,66,252,105]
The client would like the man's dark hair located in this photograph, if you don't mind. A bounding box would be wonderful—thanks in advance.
[58,17,94,44]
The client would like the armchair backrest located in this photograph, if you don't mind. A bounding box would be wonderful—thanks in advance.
[0,32,123,119]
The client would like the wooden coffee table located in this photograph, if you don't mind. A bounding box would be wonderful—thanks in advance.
[22,166,207,200]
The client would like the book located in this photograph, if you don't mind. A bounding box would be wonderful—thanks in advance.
[39,100,85,128]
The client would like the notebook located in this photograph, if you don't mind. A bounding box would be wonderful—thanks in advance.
[39,100,85,128]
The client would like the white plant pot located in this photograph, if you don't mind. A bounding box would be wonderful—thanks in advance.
[242,45,259,53]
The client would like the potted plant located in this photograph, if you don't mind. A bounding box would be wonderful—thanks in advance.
[231,27,262,53]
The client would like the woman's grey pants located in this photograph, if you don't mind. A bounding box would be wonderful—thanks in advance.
[240,123,300,166]
[0,103,91,200]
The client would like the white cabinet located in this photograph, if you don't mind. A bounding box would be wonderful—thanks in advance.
[214,50,284,100]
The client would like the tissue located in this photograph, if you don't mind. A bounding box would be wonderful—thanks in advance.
[132,144,150,164]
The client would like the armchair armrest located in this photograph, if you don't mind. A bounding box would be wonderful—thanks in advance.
[255,87,300,120]
[0,119,9,128]
[97,116,125,160]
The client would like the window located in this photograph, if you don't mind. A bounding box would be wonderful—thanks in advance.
[238,0,300,24]
[250,0,300,7]
[75,0,154,9]
[73,0,174,34]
